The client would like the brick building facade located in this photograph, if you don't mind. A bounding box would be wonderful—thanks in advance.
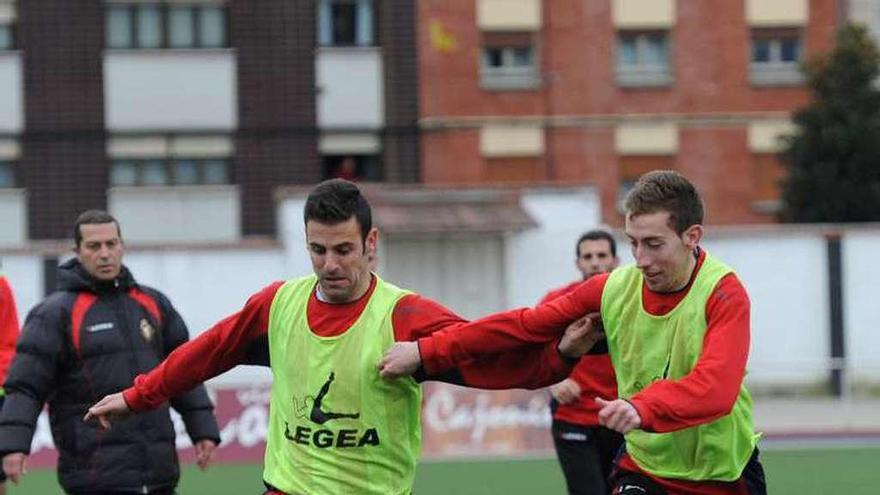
[418,0,841,225]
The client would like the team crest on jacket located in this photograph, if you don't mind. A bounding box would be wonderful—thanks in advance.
[140,318,155,343]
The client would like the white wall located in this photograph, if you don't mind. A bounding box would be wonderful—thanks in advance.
[277,195,315,278]
[702,229,829,384]
[316,48,384,129]
[0,53,22,132]
[0,254,43,322]
[506,187,602,307]
[104,51,237,131]
[843,229,880,381]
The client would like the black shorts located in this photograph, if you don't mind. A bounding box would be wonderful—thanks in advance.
[0,394,5,483]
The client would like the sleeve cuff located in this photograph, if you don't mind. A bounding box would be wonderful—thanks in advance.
[123,383,152,412]
[628,397,654,432]
[550,341,577,379]
[417,336,450,375]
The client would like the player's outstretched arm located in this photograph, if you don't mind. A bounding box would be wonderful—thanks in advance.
[83,392,131,430]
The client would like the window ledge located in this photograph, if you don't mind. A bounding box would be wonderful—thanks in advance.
[316,45,381,53]
[109,184,238,193]
[616,71,673,88]
[104,47,236,55]
[480,71,542,91]
[749,63,804,86]
[751,199,783,215]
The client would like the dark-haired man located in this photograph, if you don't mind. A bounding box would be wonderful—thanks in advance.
[0,210,220,494]
[382,171,767,495]
[86,179,601,495]
[545,230,622,495]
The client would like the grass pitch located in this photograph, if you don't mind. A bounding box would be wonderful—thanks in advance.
[10,446,878,494]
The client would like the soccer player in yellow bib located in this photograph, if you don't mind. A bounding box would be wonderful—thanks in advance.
[85,179,603,495]
[381,171,767,495]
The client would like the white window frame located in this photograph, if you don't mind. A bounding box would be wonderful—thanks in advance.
[480,43,540,90]
[317,0,375,47]
[105,2,229,50]
[749,29,803,86]
[616,31,672,87]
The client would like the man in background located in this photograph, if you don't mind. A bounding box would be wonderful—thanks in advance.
[0,265,20,495]
[544,230,623,495]
[0,210,220,494]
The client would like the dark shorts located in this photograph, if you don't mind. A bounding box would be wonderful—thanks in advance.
[610,446,767,495]
[0,394,5,483]
[552,419,625,495]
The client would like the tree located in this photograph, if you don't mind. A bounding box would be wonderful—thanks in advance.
[780,25,880,222]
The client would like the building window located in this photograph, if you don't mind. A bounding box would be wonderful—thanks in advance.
[0,161,14,187]
[111,158,230,186]
[750,28,803,86]
[0,23,14,50]
[318,0,375,47]
[617,157,676,213]
[616,31,673,88]
[322,155,381,181]
[106,3,229,49]
[480,32,540,90]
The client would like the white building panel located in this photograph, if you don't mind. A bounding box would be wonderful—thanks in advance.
[105,52,237,131]
[0,54,22,132]
[109,186,241,243]
[317,48,384,130]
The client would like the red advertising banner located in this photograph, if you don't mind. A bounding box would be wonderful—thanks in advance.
[29,383,554,468]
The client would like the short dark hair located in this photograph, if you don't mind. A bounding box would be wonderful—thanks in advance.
[623,170,704,235]
[576,230,617,258]
[74,210,122,248]
[303,179,372,242]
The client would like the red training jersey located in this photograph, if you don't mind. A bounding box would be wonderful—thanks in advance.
[124,275,574,411]
[0,275,20,385]
[541,281,618,427]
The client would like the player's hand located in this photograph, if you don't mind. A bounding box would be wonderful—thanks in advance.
[550,378,581,404]
[378,341,421,380]
[2,452,27,485]
[194,439,218,471]
[596,398,642,434]
[557,313,604,359]
[84,392,132,429]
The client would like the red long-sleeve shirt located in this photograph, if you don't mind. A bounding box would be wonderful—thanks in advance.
[0,275,20,385]
[124,275,573,411]
[420,250,754,494]
[541,281,618,426]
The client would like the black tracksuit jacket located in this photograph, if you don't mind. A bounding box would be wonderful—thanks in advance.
[0,259,220,494]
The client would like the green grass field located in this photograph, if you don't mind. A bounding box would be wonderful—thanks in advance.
[9,446,879,494]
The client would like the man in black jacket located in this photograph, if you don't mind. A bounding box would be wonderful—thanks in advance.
[0,210,220,494]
